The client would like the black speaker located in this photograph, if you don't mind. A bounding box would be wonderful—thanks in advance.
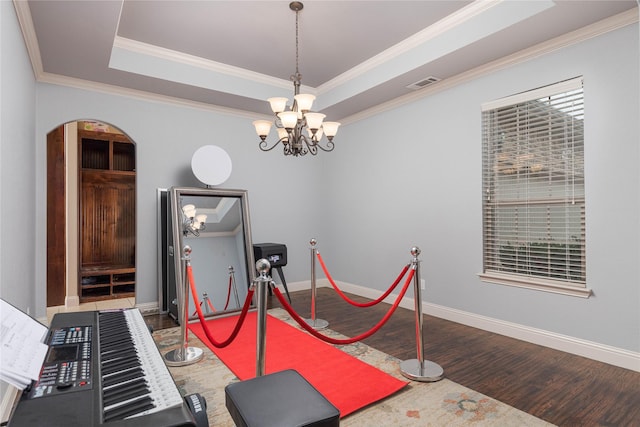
[253,243,287,267]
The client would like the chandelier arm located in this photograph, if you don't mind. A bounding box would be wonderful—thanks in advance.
[301,131,334,153]
[184,226,200,238]
[299,133,312,146]
[259,139,285,152]
[315,139,335,152]
[292,131,308,156]
[275,115,284,127]
[299,134,317,155]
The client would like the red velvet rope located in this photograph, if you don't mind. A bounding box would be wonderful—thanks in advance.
[192,295,217,317]
[273,268,415,345]
[188,264,255,348]
[223,275,233,310]
[207,297,216,313]
[317,251,410,308]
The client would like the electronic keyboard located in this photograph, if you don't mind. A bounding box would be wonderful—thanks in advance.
[9,309,196,426]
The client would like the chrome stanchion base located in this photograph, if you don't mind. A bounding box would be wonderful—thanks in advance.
[164,347,204,367]
[304,318,329,330]
[400,359,444,382]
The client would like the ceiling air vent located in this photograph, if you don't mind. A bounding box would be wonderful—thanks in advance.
[406,76,441,90]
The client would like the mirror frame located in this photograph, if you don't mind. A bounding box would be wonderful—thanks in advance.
[170,187,255,319]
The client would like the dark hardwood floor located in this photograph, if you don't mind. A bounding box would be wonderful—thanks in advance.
[147,288,640,426]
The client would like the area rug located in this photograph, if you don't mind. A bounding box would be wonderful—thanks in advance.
[187,310,408,416]
[153,308,554,426]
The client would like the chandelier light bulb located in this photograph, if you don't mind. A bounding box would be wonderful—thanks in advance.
[304,112,325,131]
[182,204,196,218]
[322,122,341,138]
[253,120,272,139]
[294,94,315,112]
[277,127,289,141]
[268,97,288,113]
[278,111,298,129]
[195,214,207,224]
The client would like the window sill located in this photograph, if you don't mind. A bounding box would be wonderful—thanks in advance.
[478,272,592,298]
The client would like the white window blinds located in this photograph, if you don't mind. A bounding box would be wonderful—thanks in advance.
[481,77,587,291]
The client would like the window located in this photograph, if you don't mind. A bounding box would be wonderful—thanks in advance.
[480,77,591,297]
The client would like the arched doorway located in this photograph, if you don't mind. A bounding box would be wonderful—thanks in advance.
[46,120,136,308]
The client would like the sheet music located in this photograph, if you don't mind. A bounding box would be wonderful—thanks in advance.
[0,299,49,389]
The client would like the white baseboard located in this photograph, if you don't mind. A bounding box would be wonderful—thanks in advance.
[422,301,640,372]
[288,279,640,372]
[135,301,159,316]
[64,296,80,307]
[282,280,316,293]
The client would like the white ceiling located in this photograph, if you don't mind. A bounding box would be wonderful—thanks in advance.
[17,1,638,123]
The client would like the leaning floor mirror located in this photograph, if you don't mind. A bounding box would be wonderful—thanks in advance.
[168,187,255,322]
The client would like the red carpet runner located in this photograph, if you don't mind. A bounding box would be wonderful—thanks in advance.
[189,312,408,417]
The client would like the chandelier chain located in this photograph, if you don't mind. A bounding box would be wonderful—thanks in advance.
[294,7,300,79]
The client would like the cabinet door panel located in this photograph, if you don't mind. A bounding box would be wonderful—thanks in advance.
[78,130,136,301]
[80,178,135,269]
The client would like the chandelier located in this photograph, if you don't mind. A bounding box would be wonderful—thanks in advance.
[252,2,340,156]
[181,204,207,237]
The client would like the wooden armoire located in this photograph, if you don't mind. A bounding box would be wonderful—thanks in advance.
[78,129,136,302]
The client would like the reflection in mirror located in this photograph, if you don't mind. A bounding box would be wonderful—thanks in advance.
[170,187,255,321]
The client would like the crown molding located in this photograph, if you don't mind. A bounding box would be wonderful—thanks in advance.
[318,0,508,94]
[13,1,638,126]
[37,72,264,120]
[12,0,42,78]
[340,7,638,125]
[112,36,306,93]
[315,0,555,111]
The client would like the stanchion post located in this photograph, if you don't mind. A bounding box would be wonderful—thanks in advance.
[305,238,329,330]
[165,245,204,366]
[253,259,274,377]
[229,265,241,309]
[399,246,444,382]
[198,292,213,315]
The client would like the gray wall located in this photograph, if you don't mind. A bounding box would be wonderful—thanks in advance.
[33,84,324,311]
[0,0,38,400]
[320,24,639,352]
[1,0,638,365]
[1,2,37,312]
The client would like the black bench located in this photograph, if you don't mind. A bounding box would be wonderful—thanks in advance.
[225,369,340,427]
